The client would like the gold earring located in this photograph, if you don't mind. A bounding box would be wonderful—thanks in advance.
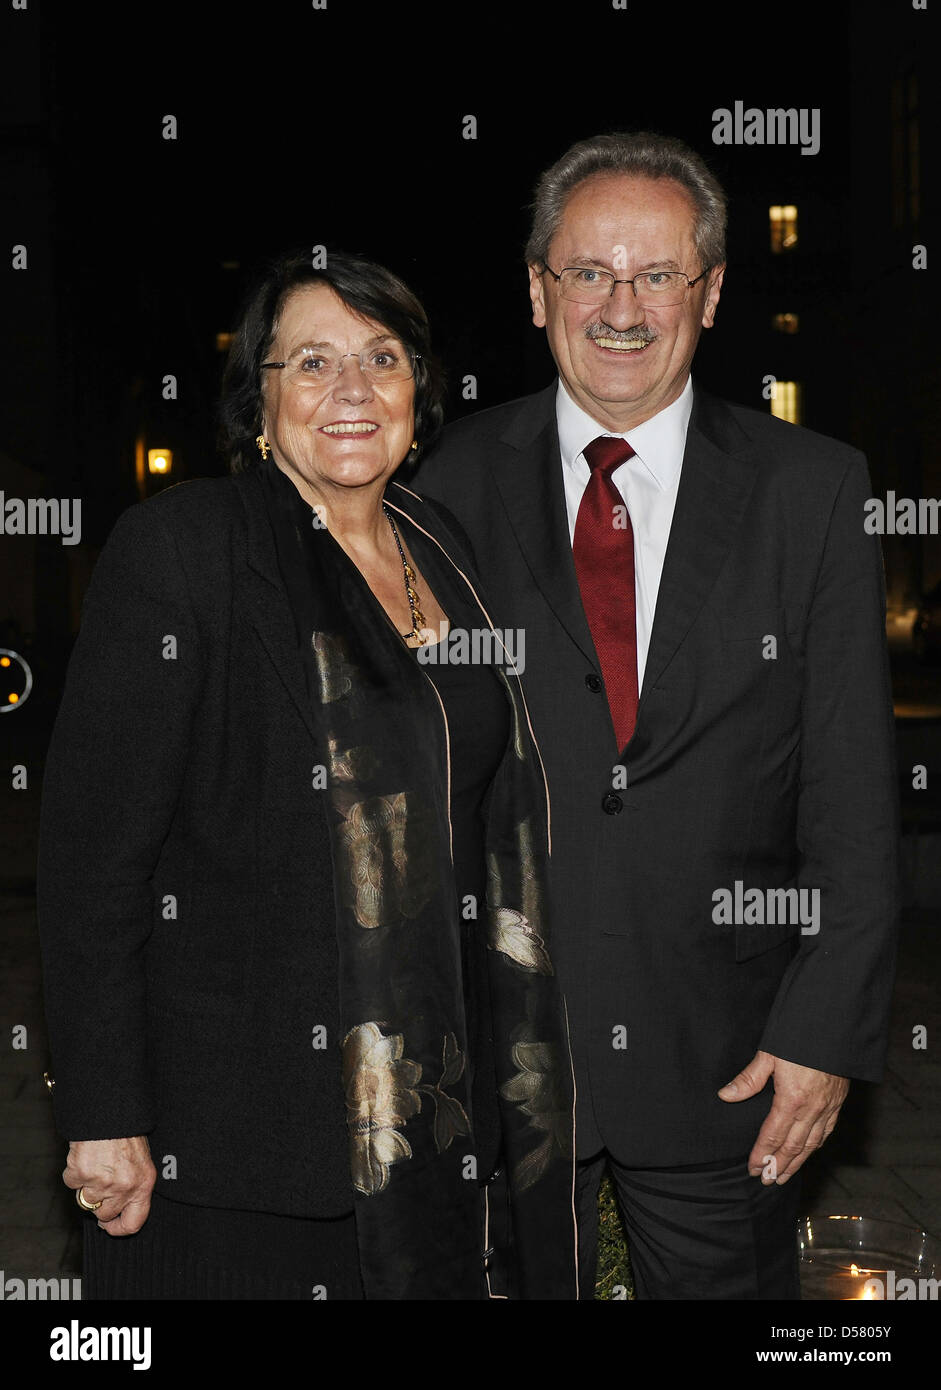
[256,434,270,460]
[410,440,418,451]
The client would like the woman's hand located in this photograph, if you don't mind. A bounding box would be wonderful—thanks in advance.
[64,1136,157,1236]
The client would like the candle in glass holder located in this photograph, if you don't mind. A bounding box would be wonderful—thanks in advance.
[837,1263,886,1299]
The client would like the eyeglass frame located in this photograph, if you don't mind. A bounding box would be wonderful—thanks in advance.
[259,345,421,383]
[540,261,714,305]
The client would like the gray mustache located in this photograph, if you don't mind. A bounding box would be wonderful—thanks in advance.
[585,324,658,344]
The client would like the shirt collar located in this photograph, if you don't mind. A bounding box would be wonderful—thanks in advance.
[556,374,693,491]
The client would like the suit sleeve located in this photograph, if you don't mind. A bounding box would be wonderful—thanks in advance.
[37,501,204,1140]
[758,455,900,1081]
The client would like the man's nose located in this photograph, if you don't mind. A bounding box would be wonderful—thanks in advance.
[332,355,374,403]
[600,280,647,332]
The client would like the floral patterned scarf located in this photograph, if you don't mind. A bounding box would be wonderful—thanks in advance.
[261,458,577,1299]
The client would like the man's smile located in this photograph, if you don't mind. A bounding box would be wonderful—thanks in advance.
[591,336,653,353]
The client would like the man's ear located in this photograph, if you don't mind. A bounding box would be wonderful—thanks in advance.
[702,264,725,329]
[528,264,548,328]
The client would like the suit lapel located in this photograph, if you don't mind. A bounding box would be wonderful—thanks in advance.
[637,390,758,712]
[490,384,760,707]
[232,466,320,744]
[489,385,598,666]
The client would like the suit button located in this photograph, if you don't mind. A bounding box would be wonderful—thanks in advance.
[585,674,603,693]
[602,793,623,815]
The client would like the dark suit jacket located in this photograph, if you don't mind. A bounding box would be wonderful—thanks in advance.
[36,466,479,1218]
[412,381,900,1165]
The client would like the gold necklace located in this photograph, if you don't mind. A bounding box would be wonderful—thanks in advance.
[383,505,428,645]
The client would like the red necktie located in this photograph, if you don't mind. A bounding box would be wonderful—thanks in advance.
[573,436,638,750]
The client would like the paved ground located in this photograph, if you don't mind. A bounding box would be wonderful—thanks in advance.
[1,688,939,1297]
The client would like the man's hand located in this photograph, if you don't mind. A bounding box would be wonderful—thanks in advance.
[63,1136,156,1236]
[718,1050,849,1184]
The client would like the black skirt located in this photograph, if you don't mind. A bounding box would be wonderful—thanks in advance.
[82,1192,364,1300]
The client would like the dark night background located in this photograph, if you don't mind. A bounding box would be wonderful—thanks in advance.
[1,0,940,1325]
[1,0,937,673]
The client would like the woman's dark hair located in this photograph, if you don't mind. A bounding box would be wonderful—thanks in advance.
[219,248,446,473]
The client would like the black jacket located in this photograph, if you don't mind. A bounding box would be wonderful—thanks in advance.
[412,383,901,1164]
[37,467,479,1218]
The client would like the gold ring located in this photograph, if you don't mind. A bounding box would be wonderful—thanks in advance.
[76,1186,103,1212]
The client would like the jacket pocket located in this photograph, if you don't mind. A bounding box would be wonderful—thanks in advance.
[733,878,805,961]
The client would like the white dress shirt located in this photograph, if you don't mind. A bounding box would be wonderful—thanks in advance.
[557,375,693,692]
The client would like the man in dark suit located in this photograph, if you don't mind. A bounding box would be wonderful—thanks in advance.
[413,131,899,1299]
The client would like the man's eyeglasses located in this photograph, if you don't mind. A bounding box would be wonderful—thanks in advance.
[260,343,419,386]
[541,263,713,308]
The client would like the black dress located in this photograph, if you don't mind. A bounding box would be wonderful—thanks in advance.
[82,630,510,1300]
[409,642,509,1182]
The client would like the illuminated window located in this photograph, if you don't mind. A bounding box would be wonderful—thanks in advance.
[770,381,802,425]
[216,332,234,353]
[769,205,798,253]
[147,448,173,475]
[772,312,800,334]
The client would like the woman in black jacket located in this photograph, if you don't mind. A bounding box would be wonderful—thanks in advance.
[36,250,576,1300]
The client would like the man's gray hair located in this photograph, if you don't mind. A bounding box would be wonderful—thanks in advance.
[525,131,727,272]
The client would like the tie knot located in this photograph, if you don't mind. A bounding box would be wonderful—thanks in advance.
[583,435,635,476]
